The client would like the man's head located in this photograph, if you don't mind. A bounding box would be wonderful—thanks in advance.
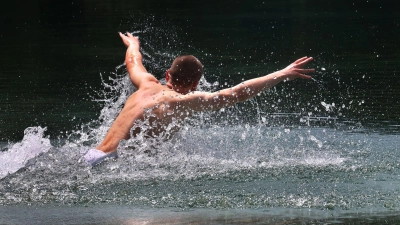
[166,55,203,93]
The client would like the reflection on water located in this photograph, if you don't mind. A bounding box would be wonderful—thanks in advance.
[1,205,400,225]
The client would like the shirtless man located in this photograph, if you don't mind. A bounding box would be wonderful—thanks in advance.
[83,32,314,166]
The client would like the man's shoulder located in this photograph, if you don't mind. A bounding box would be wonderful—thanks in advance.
[139,78,162,88]
[171,91,210,105]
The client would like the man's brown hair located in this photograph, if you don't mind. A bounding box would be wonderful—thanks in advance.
[169,55,203,86]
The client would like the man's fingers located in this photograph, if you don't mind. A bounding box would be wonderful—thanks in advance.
[292,57,313,67]
[299,74,312,79]
[297,68,315,74]
[293,56,308,64]
[296,57,313,67]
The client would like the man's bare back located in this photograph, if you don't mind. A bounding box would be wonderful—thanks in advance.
[83,32,315,166]
[97,81,191,153]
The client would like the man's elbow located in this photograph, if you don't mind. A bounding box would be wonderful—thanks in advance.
[215,94,241,109]
[229,90,247,103]
[235,87,258,102]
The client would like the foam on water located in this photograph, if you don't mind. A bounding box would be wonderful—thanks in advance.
[0,127,51,179]
[0,114,369,207]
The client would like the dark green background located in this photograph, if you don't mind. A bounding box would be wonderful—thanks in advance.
[1,0,399,141]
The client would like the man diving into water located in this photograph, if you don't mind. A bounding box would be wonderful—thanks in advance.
[83,32,315,166]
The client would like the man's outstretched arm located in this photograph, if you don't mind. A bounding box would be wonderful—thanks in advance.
[182,57,314,111]
[119,32,158,88]
[223,56,314,103]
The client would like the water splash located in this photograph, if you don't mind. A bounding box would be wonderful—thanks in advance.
[1,15,398,214]
[0,127,51,179]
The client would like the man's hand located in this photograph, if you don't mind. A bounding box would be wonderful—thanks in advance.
[118,32,158,88]
[281,57,314,80]
[118,32,140,50]
[118,32,142,66]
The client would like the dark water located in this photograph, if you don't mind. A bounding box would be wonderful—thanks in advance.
[1,0,399,141]
[1,0,400,224]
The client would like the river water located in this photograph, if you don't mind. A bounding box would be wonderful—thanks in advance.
[0,0,399,224]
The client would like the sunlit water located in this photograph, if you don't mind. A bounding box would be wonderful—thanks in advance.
[1,13,400,224]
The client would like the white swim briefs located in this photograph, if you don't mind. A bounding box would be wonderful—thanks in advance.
[83,149,118,166]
